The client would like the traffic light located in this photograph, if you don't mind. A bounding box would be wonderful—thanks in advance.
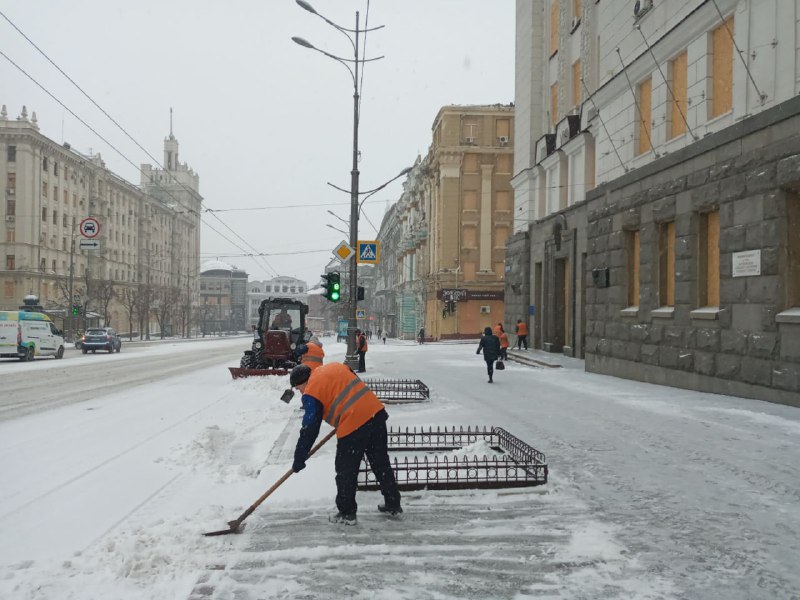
[322,272,341,303]
[357,286,365,301]
[72,305,80,316]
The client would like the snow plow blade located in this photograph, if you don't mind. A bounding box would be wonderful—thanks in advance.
[229,367,289,379]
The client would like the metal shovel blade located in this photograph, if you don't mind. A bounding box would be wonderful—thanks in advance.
[203,520,246,537]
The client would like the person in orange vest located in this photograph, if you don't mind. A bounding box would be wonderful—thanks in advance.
[497,325,509,360]
[298,336,325,371]
[493,322,503,337]
[356,329,368,373]
[515,318,528,350]
[289,363,402,525]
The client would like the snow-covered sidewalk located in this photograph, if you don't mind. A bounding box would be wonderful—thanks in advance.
[1,338,799,599]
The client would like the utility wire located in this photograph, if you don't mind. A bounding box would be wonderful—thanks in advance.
[0,12,280,278]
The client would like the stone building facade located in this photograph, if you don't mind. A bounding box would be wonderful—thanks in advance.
[508,0,800,404]
[586,97,800,406]
[199,260,248,333]
[0,105,201,337]
[247,276,308,326]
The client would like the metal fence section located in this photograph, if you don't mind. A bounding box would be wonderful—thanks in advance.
[358,425,548,491]
[362,378,430,403]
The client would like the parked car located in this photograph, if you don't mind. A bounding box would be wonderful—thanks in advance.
[0,310,65,360]
[80,327,122,353]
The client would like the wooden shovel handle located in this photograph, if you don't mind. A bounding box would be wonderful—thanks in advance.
[233,428,336,526]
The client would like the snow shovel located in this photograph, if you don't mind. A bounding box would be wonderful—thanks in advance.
[203,429,336,537]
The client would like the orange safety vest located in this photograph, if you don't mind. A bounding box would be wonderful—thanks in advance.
[305,363,384,438]
[301,342,325,370]
[493,325,503,337]
[358,334,368,353]
[516,322,528,336]
[499,332,509,349]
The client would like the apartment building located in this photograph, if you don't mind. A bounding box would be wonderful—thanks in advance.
[509,0,800,405]
[247,276,308,326]
[199,260,248,333]
[0,105,201,337]
[374,105,515,340]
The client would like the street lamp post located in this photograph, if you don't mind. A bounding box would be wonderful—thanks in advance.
[293,1,385,367]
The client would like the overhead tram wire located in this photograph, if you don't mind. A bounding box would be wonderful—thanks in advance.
[0,14,280,277]
[0,47,268,275]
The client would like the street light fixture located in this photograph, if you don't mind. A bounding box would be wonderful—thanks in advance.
[326,223,349,236]
[327,210,349,226]
[293,0,385,369]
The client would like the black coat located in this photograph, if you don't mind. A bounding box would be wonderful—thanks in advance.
[477,334,501,361]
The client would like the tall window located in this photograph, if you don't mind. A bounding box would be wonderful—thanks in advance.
[550,0,559,56]
[711,17,734,118]
[788,194,800,307]
[699,211,720,307]
[496,118,510,141]
[7,145,16,162]
[551,82,559,126]
[637,77,652,155]
[626,230,640,307]
[52,210,58,225]
[42,182,48,197]
[670,51,688,139]
[42,207,47,221]
[6,172,15,190]
[462,119,478,142]
[4,281,14,298]
[42,157,48,171]
[6,255,15,270]
[572,60,582,108]
[6,199,14,216]
[659,222,676,306]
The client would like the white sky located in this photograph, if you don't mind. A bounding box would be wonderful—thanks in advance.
[0,0,515,286]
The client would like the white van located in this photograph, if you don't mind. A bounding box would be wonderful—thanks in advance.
[0,311,65,361]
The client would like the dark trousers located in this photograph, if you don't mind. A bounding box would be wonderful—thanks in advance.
[357,351,366,372]
[334,409,401,516]
[500,347,508,360]
[517,335,528,349]
[485,358,495,380]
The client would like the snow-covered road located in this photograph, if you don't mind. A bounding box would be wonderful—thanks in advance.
[0,338,798,599]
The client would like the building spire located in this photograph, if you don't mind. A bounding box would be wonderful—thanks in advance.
[169,107,174,139]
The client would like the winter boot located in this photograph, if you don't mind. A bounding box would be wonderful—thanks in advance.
[328,512,357,526]
[377,504,403,517]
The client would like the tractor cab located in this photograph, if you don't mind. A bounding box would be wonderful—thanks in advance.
[230,298,311,377]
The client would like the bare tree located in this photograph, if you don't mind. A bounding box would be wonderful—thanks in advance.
[136,283,152,340]
[154,286,180,339]
[92,278,116,326]
[118,285,139,341]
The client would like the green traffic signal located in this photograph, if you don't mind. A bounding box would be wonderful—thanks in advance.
[322,272,341,303]
[72,306,79,316]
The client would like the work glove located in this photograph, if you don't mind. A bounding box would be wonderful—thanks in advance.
[292,460,306,473]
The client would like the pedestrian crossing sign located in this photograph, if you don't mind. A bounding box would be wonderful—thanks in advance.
[357,240,380,264]
[357,309,366,319]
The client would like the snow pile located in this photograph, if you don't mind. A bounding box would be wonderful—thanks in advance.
[450,438,503,459]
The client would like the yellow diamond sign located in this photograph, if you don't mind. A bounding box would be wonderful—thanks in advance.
[333,241,354,261]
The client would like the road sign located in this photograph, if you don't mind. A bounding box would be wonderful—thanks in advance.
[79,239,101,250]
[333,241,354,261]
[80,217,100,238]
[357,240,380,264]
[356,309,366,319]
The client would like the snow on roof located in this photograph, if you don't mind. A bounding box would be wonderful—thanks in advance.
[200,259,235,273]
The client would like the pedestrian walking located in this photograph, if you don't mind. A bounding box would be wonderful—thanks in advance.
[498,326,509,360]
[515,319,528,350]
[356,329,368,372]
[289,363,402,525]
[418,327,425,344]
[382,332,387,344]
[476,326,501,383]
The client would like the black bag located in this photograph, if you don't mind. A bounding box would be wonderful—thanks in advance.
[495,360,505,370]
